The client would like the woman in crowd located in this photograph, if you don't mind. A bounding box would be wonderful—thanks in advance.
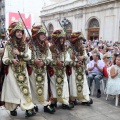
[102,54,111,87]
[106,55,120,95]
[102,54,111,68]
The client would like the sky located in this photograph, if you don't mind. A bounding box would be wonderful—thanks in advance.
[43,0,56,6]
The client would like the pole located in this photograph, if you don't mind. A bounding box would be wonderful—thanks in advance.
[18,11,32,40]
[18,11,38,58]
[42,22,49,33]
[58,19,64,29]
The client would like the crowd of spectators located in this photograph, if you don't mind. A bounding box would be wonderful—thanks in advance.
[85,40,120,102]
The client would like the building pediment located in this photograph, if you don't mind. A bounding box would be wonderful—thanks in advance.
[41,0,87,16]
[40,0,115,17]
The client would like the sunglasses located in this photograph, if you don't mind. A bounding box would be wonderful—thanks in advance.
[106,57,110,59]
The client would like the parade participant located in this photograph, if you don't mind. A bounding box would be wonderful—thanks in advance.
[28,25,55,114]
[49,29,74,109]
[69,32,93,105]
[1,21,35,117]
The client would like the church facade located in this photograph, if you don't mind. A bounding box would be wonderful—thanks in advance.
[40,0,120,41]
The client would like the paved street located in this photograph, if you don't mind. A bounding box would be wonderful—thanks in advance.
[1,94,120,120]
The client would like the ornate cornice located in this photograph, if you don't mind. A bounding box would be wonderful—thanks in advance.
[40,0,116,17]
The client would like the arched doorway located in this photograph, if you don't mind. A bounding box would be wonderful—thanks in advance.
[66,22,72,40]
[48,23,54,36]
[88,18,100,41]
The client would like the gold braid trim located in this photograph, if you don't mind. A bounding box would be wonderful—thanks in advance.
[7,43,32,103]
[54,68,65,103]
[34,67,46,102]
[75,66,84,100]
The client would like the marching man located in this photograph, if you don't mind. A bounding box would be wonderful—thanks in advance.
[69,32,93,105]
[28,25,55,114]
[49,29,74,109]
[1,21,35,117]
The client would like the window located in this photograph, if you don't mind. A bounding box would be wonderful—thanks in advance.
[89,18,99,28]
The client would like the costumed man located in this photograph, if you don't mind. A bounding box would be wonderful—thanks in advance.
[69,32,93,105]
[49,29,74,109]
[28,25,55,114]
[1,21,35,117]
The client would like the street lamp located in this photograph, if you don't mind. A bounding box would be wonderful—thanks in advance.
[61,17,69,32]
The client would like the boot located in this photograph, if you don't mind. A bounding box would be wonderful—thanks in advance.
[88,98,93,105]
[44,105,55,114]
[69,99,76,105]
[50,102,57,108]
[26,109,36,117]
[72,99,77,105]
[62,103,74,110]
[50,103,57,112]
[34,106,39,112]
[81,98,93,106]
[10,110,17,116]
[32,108,36,115]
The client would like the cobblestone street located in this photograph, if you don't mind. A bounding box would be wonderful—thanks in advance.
[1,95,120,120]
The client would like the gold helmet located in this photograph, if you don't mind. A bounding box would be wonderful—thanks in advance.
[8,21,24,37]
[52,29,65,42]
[71,32,84,43]
[31,25,46,39]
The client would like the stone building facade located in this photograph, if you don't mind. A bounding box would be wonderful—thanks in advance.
[40,0,120,41]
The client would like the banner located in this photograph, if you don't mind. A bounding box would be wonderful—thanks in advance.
[9,12,31,29]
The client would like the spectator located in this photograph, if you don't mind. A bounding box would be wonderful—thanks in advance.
[102,54,111,86]
[87,46,94,61]
[102,54,111,68]
[106,55,120,95]
[112,52,120,65]
[87,51,105,98]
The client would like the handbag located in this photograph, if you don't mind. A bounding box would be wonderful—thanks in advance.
[103,66,108,78]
